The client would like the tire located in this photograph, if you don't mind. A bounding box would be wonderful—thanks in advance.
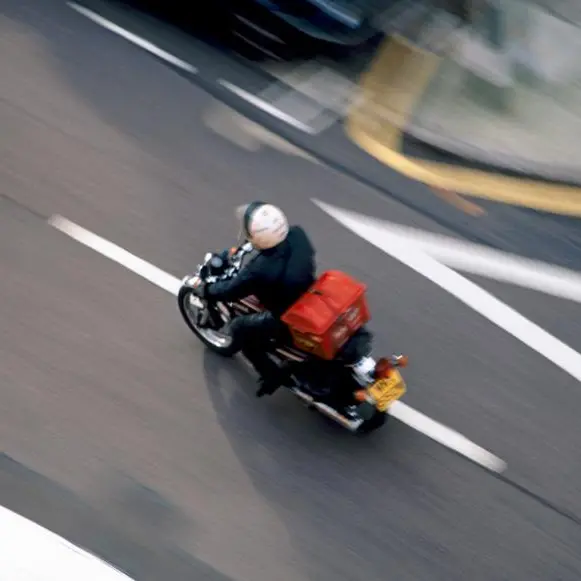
[357,410,388,434]
[178,286,241,357]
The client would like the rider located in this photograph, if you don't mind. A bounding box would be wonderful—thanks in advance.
[193,201,316,397]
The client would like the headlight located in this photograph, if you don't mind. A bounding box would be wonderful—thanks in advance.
[182,275,200,287]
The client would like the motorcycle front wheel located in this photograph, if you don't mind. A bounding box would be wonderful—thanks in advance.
[178,286,241,357]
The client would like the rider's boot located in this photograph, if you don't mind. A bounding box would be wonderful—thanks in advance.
[255,361,294,397]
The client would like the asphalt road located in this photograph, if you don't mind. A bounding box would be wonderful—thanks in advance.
[2,1,581,580]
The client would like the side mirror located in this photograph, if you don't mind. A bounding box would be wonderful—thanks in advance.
[394,355,409,368]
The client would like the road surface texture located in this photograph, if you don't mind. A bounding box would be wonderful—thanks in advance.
[2,1,581,580]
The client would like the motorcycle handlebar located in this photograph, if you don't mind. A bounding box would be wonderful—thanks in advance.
[227,242,253,267]
[197,242,254,284]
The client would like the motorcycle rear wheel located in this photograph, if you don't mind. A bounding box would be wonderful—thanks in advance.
[178,286,241,357]
[358,410,388,434]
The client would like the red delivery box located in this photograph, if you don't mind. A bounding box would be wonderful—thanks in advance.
[281,270,371,360]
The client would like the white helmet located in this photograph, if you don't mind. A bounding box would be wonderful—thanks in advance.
[236,201,289,250]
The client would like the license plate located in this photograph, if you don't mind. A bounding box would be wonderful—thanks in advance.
[367,371,407,412]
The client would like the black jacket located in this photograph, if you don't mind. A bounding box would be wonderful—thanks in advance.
[206,226,316,317]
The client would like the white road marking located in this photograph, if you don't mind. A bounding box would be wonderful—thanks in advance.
[312,205,581,304]
[0,505,134,580]
[49,215,181,295]
[67,3,197,73]
[261,62,355,115]
[255,61,355,134]
[49,214,506,473]
[314,199,581,385]
[223,59,356,136]
[203,101,322,161]
[388,401,506,472]
[218,80,318,134]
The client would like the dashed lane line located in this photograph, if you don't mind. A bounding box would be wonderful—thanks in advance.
[67,2,198,73]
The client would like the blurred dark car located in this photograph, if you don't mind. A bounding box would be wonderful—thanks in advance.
[120,0,381,59]
[227,0,380,57]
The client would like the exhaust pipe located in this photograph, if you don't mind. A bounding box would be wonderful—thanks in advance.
[312,402,363,432]
[291,387,314,405]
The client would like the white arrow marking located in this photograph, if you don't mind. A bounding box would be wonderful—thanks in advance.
[316,202,581,304]
[49,214,506,473]
[314,199,581,384]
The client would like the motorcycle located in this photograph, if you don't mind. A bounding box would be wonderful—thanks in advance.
[178,243,408,434]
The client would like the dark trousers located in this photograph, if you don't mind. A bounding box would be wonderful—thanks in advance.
[229,312,289,381]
